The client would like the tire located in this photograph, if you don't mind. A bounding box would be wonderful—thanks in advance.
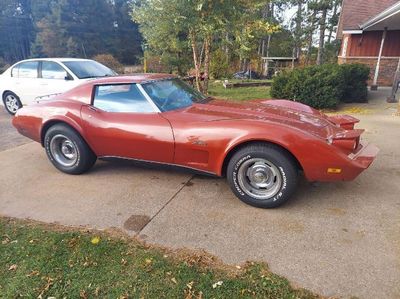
[3,91,22,115]
[227,143,298,208]
[44,124,97,174]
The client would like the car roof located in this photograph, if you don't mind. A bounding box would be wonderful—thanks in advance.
[15,58,93,63]
[88,73,177,85]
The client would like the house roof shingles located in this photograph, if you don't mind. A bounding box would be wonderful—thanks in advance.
[337,0,399,38]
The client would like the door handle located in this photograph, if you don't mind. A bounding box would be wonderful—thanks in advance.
[88,106,98,112]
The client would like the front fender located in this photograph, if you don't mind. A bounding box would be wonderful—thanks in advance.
[214,119,353,181]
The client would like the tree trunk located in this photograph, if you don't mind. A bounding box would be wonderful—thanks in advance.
[202,35,212,94]
[189,30,202,92]
[316,8,327,65]
[327,0,339,44]
[295,0,303,59]
[306,9,316,65]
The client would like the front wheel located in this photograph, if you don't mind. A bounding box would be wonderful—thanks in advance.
[227,143,298,208]
[3,91,22,115]
[44,124,97,174]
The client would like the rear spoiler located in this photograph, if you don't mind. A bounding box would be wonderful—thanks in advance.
[328,115,360,130]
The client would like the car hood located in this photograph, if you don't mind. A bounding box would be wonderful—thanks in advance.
[185,99,341,139]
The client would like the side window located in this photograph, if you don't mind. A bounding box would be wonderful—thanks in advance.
[17,61,39,78]
[42,61,68,80]
[93,84,155,113]
[11,64,20,77]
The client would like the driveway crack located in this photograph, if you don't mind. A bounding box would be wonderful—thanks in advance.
[136,175,194,235]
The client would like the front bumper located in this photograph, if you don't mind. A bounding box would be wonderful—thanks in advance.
[330,141,379,181]
[348,141,380,169]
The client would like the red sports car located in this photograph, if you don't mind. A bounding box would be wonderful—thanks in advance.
[12,74,379,208]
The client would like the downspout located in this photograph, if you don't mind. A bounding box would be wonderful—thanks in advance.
[371,27,387,90]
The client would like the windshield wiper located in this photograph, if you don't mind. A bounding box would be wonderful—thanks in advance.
[79,75,99,79]
[197,96,213,103]
[80,74,114,79]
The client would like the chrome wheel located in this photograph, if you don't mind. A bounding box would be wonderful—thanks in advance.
[49,134,78,167]
[237,158,282,200]
[5,94,20,114]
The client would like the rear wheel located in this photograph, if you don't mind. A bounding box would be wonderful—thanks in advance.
[227,143,298,208]
[44,124,97,174]
[3,91,22,115]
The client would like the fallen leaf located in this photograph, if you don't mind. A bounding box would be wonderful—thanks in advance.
[145,258,152,264]
[26,270,40,277]
[171,277,177,284]
[186,281,194,289]
[212,281,223,288]
[38,277,54,298]
[91,237,100,245]
[1,234,11,244]
[80,290,88,299]
[8,264,17,271]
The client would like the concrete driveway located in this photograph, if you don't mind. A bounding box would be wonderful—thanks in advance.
[0,95,399,299]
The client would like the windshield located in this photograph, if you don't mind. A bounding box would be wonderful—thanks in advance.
[63,60,116,79]
[141,78,207,112]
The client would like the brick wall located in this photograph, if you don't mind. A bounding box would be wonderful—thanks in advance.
[338,56,399,86]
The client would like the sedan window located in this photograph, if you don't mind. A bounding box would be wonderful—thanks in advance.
[42,61,68,80]
[93,84,155,113]
[63,60,116,79]
[14,61,39,78]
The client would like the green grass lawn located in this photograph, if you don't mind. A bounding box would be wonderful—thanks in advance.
[208,81,271,101]
[0,217,318,298]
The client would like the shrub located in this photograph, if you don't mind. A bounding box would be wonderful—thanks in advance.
[92,54,124,74]
[271,64,345,109]
[270,63,370,109]
[210,49,229,79]
[340,63,369,103]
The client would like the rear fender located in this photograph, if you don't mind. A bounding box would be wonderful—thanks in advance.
[40,115,86,146]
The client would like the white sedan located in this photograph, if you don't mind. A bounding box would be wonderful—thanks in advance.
[0,58,116,114]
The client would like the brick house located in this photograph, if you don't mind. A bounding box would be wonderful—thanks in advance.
[337,0,400,88]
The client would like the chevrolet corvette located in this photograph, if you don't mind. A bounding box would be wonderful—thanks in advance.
[12,74,379,208]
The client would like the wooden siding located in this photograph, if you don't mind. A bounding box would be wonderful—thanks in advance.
[383,31,400,56]
[346,30,400,57]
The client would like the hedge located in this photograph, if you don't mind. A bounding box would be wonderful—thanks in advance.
[270,63,370,109]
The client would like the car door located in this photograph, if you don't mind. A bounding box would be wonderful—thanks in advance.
[38,61,78,96]
[11,61,40,105]
[81,83,174,163]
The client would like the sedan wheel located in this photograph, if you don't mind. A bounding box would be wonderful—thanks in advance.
[3,92,22,115]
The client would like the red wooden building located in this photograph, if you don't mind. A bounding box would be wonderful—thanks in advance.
[337,0,400,88]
